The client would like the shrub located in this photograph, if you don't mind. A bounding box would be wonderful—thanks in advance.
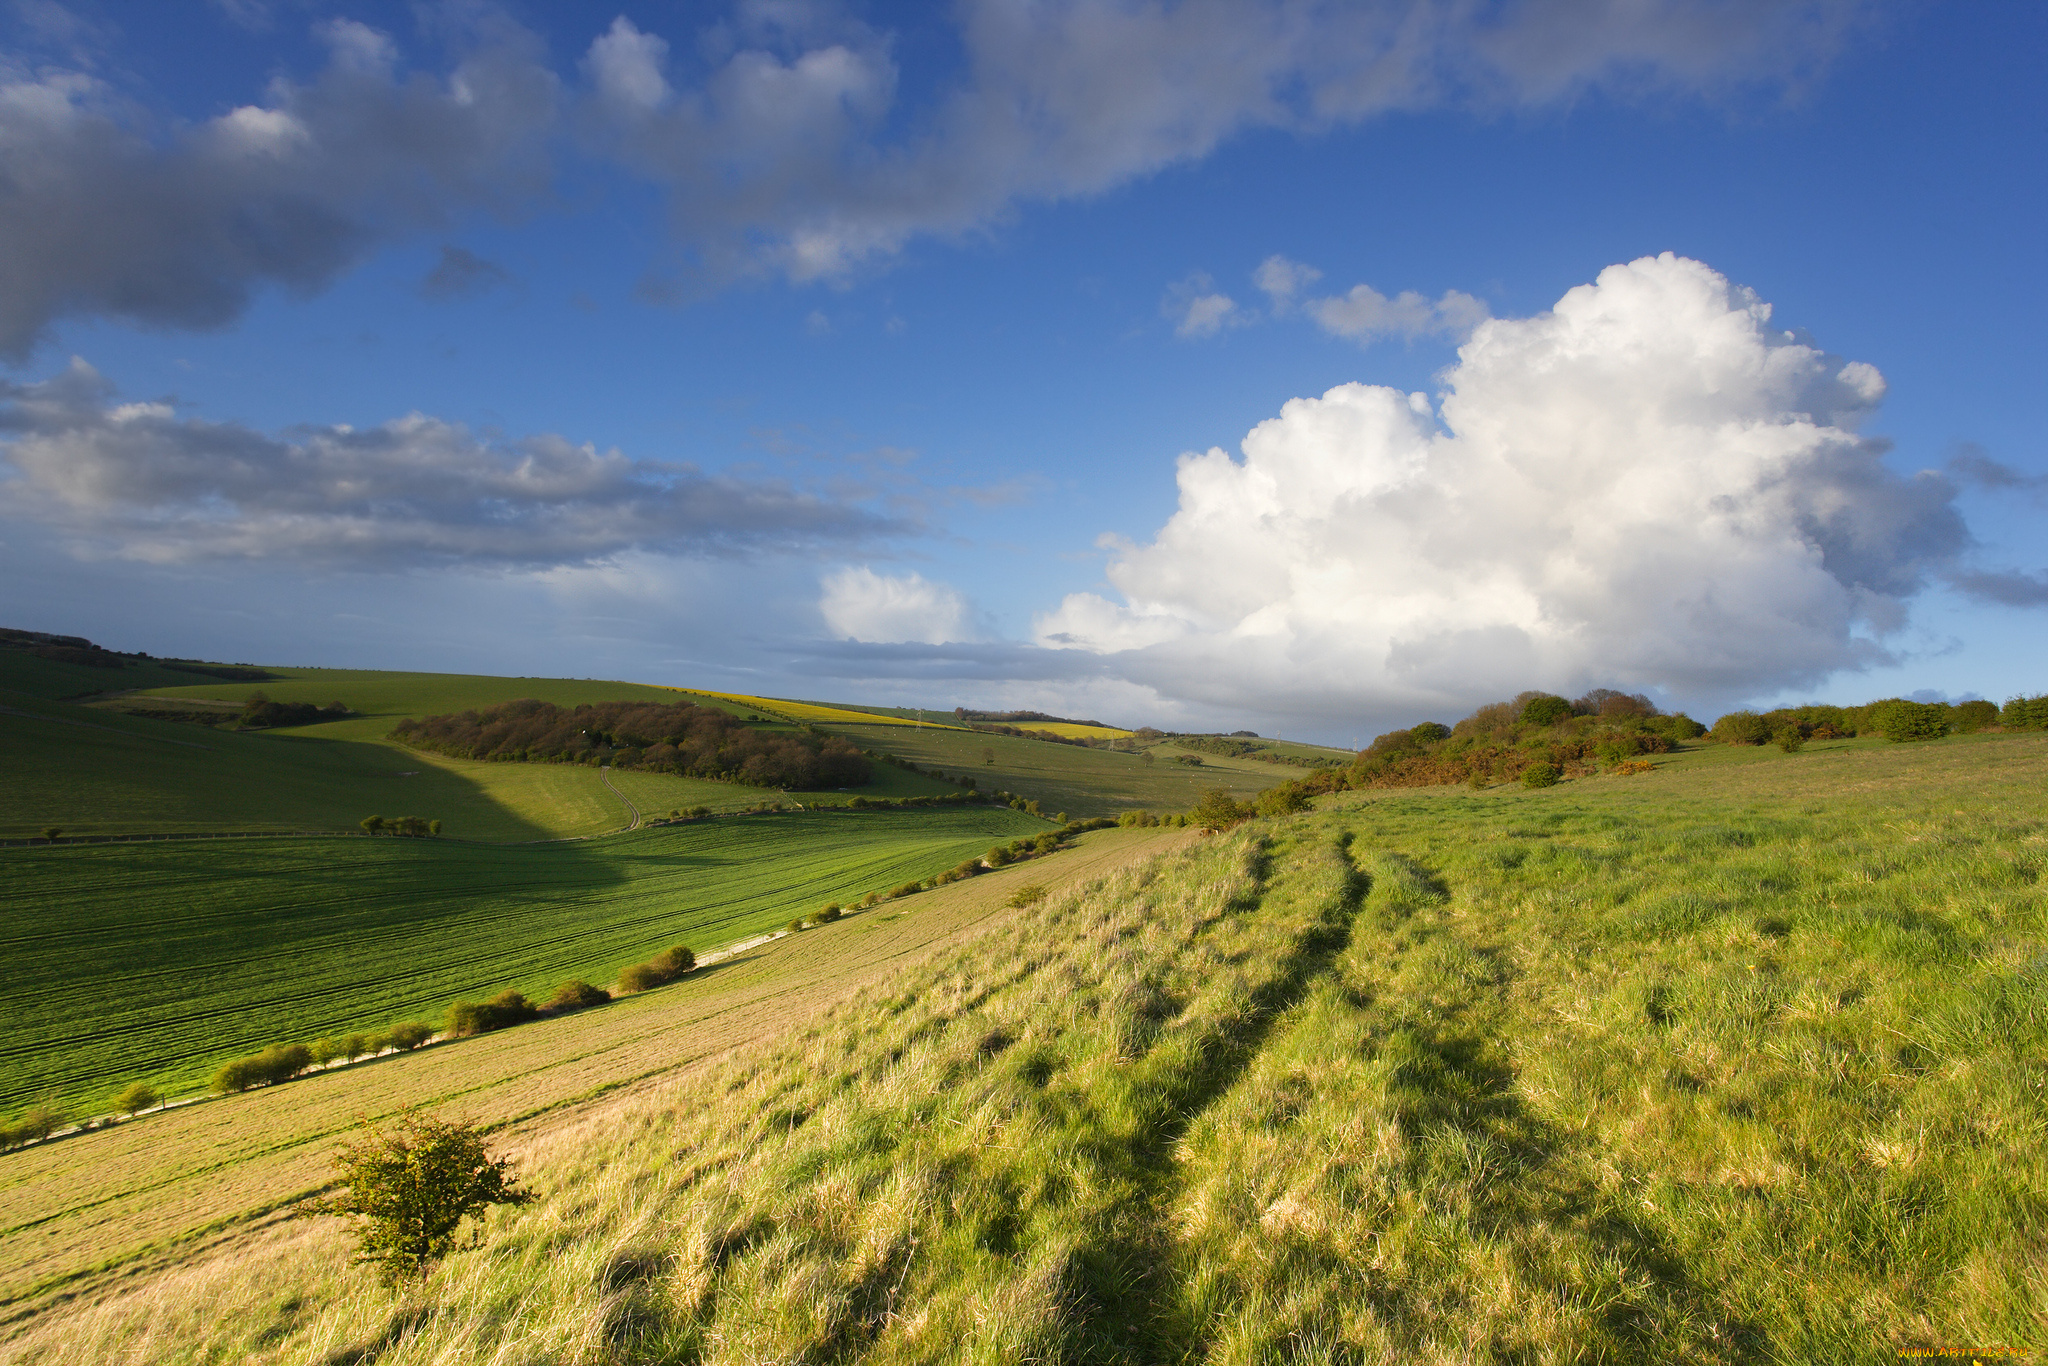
[1192,787,1250,831]
[889,882,921,899]
[616,962,664,993]
[1521,763,1561,789]
[2,1102,65,1148]
[213,1043,314,1093]
[1614,759,1654,776]
[985,845,1013,867]
[1872,699,1950,742]
[1710,712,1771,745]
[786,919,805,933]
[1998,694,2048,730]
[308,1109,533,1283]
[310,1037,341,1066]
[40,827,61,842]
[617,945,696,993]
[1255,784,1312,816]
[340,1033,372,1061]
[1774,727,1806,753]
[1032,832,1060,854]
[1519,694,1573,727]
[810,905,843,924]
[114,1082,160,1117]
[1409,721,1451,744]
[1007,883,1048,908]
[382,1022,435,1052]
[547,980,610,1011]
[446,990,540,1038]
[360,815,385,834]
[1945,699,1995,732]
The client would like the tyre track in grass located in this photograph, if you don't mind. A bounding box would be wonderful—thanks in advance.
[599,765,642,831]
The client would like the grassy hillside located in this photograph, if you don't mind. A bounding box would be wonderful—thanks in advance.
[12,732,2039,1362]
[3,806,1048,1113]
[2,663,989,840]
[0,826,1186,1318]
[819,720,1283,818]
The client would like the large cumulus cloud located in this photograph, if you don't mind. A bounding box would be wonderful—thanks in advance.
[0,360,904,567]
[1035,254,1972,724]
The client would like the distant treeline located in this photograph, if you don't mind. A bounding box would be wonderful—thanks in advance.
[1,626,275,681]
[1238,686,2048,810]
[1171,736,1343,769]
[391,698,870,790]
[240,693,350,728]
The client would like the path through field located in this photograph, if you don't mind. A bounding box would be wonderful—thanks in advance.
[0,826,1192,1328]
[597,765,641,831]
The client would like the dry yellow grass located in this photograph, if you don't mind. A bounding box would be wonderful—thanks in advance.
[668,690,968,730]
[1025,722,1133,739]
[0,827,1188,1326]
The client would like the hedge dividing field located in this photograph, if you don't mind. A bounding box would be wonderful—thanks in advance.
[1,806,1047,1113]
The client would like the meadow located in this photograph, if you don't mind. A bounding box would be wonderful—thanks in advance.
[2,807,1049,1114]
[1,665,978,841]
[819,721,1281,819]
[0,826,1185,1320]
[8,731,2040,1363]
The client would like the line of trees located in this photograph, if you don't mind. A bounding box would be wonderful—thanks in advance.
[1709,694,2045,746]
[391,698,870,790]
[361,815,441,836]
[239,693,350,728]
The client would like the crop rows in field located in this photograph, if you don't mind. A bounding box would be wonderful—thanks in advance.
[2,807,1046,1112]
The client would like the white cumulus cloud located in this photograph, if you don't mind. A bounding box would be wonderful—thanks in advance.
[819,566,974,644]
[1034,254,1972,725]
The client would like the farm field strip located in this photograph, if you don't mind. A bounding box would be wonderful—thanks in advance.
[671,689,968,730]
[0,827,1189,1315]
[3,809,1048,1111]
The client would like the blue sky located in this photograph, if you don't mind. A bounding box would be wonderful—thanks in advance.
[0,0,2042,740]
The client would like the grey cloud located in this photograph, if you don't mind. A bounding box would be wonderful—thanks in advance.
[0,3,1868,348]
[1950,446,2048,495]
[1947,569,2048,608]
[0,15,556,357]
[420,244,513,300]
[0,360,910,568]
[586,0,1871,285]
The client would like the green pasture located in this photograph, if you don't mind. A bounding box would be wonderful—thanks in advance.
[1,805,1046,1113]
[0,650,242,701]
[266,727,2047,1365]
[818,720,1282,817]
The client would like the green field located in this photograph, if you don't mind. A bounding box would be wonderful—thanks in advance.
[3,806,1047,1112]
[16,731,2038,1363]
[820,720,1286,817]
[0,662,985,841]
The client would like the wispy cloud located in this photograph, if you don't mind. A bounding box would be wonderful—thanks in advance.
[0,359,909,569]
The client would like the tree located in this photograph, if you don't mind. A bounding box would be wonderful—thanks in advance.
[1521,762,1561,789]
[114,1082,160,1117]
[39,827,60,842]
[307,1109,532,1283]
[1518,695,1573,727]
[360,815,386,835]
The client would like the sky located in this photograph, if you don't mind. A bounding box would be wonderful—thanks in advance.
[0,0,2043,743]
